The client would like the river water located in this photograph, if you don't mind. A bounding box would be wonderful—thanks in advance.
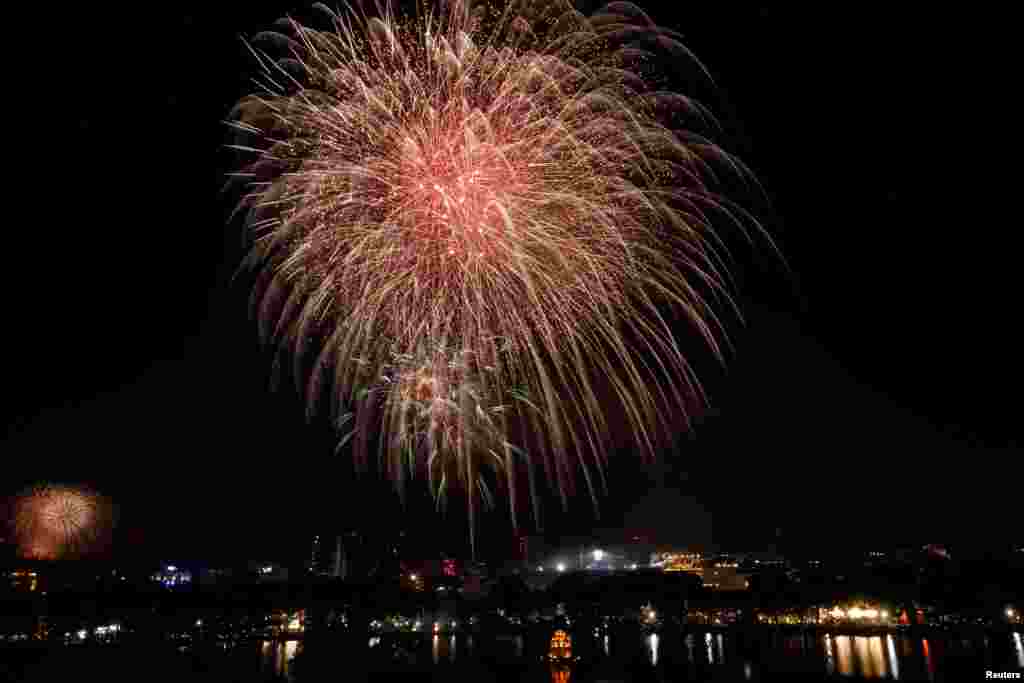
[250,628,1024,682]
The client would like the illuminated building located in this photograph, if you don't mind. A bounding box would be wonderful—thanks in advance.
[404,572,426,591]
[516,534,529,564]
[702,559,746,591]
[309,535,321,573]
[9,569,38,592]
[248,561,289,582]
[309,531,369,579]
[583,547,623,571]
[151,563,191,588]
[270,608,306,634]
[817,603,893,626]
[653,551,702,574]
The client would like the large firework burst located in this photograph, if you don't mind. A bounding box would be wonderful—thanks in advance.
[228,0,767,555]
[12,484,112,560]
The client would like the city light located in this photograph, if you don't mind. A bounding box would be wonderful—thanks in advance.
[537,566,544,572]
[557,563,566,572]
[410,574,418,582]
[593,549,604,561]
[1008,607,1017,619]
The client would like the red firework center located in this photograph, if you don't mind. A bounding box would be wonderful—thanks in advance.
[393,123,526,265]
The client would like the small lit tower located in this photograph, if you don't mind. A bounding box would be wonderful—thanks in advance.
[517,534,529,565]
[308,535,322,574]
[331,535,343,578]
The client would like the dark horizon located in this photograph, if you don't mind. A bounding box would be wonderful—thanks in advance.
[2,3,1017,564]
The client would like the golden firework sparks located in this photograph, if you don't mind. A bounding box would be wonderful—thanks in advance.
[228,0,773,557]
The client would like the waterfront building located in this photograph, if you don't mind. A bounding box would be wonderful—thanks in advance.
[151,563,191,588]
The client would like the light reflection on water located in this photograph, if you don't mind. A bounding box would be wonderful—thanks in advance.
[250,628,1023,680]
[886,634,900,680]
[824,634,905,679]
[259,639,298,680]
[430,634,457,664]
[645,633,659,666]
[922,638,935,682]
[549,664,572,683]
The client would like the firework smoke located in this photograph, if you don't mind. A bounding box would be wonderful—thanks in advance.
[228,0,768,555]
[12,484,113,560]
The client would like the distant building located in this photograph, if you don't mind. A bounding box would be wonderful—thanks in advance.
[248,561,288,582]
[582,547,626,571]
[8,568,39,592]
[308,534,342,578]
[199,567,234,587]
[652,551,703,573]
[152,563,191,588]
[308,535,322,574]
[309,531,369,579]
[702,559,746,591]
[515,534,530,564]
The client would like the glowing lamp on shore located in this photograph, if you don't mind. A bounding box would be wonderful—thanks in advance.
[557,563,566,572]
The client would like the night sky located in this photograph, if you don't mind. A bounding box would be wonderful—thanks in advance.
[3,4,1018,563]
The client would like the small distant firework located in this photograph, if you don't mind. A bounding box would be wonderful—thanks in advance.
[12,484,112,560]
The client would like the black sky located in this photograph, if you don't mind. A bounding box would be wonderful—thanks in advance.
[3,3,1018,563]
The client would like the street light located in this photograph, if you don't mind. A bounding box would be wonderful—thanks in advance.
[557,563,566,573]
